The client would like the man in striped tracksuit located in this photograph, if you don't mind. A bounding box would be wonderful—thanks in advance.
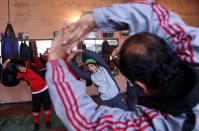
[46,0,199,130]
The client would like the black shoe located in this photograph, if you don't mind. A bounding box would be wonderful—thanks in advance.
[46,122,51,129]
[34,124,39,130]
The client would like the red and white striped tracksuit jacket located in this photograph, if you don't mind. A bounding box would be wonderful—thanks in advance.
[93,0,199,69]
[46,59,199,130]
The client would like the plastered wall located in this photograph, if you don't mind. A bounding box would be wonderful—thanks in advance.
[158,0,199,27]
[0,0,198,39]
[0,0,199,103]
[0,0,130,39]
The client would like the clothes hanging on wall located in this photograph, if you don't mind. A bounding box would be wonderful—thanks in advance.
[30,41,38,58]
[20,41,34,62]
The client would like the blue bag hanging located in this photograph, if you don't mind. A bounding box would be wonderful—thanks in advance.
[1,23,19,63]
[1,23,20,87]
[1,0,20,87]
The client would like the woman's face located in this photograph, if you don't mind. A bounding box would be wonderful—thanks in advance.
[18,66,27,73]
[87,64,98,73]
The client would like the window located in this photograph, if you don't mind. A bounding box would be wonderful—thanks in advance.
[120,30,130,38]
[36,40,52,55]
[18,40,52,57]
[102,31,114,38]
[83,39,118,55]
[87,30,99,38]
[83,39,119,75]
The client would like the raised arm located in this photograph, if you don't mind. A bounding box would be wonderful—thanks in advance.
[93,1,199,67]
[68,62,91,81]
[46,20,180,131]
[46,58,151,131]
[63,1,199,68]
[67,51,91,81]
[111,46,121,67]
[82,49,109,68]
[46,23,135,130]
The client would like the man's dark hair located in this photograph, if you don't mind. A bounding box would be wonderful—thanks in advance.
[119,32,181,89]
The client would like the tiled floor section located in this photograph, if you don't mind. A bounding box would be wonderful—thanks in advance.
[42,128,67,131]
[0,97,101,131]
[1,113,66,131]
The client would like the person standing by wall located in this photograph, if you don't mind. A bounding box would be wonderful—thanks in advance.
[3,59,52,130]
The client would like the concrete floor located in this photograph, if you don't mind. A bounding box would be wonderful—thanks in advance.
[0,97,101,131]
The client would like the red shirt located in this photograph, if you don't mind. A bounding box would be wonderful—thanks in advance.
[43,55,48,61]
[32,58,45,71]
[17,62,46,93]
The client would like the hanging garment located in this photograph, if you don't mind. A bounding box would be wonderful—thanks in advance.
[28,42,34,61]
[29,41,38,58]
[102,40,110,64]
[20,41,34,62]
[20,41,29,62]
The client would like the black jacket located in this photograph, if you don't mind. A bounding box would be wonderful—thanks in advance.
[138,64,199,115]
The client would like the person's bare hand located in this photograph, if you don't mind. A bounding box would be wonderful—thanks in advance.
[67,51,76,62]
[74,49,82,54]
[2,59,10,69]
[5,58,10,63]
[43,48,49,56]
[62,14,96,53]
[112,46,121,57]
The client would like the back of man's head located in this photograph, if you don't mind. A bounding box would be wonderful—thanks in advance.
[119,32,181,90]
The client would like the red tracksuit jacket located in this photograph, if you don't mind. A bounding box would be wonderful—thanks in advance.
[17,61,46,93]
